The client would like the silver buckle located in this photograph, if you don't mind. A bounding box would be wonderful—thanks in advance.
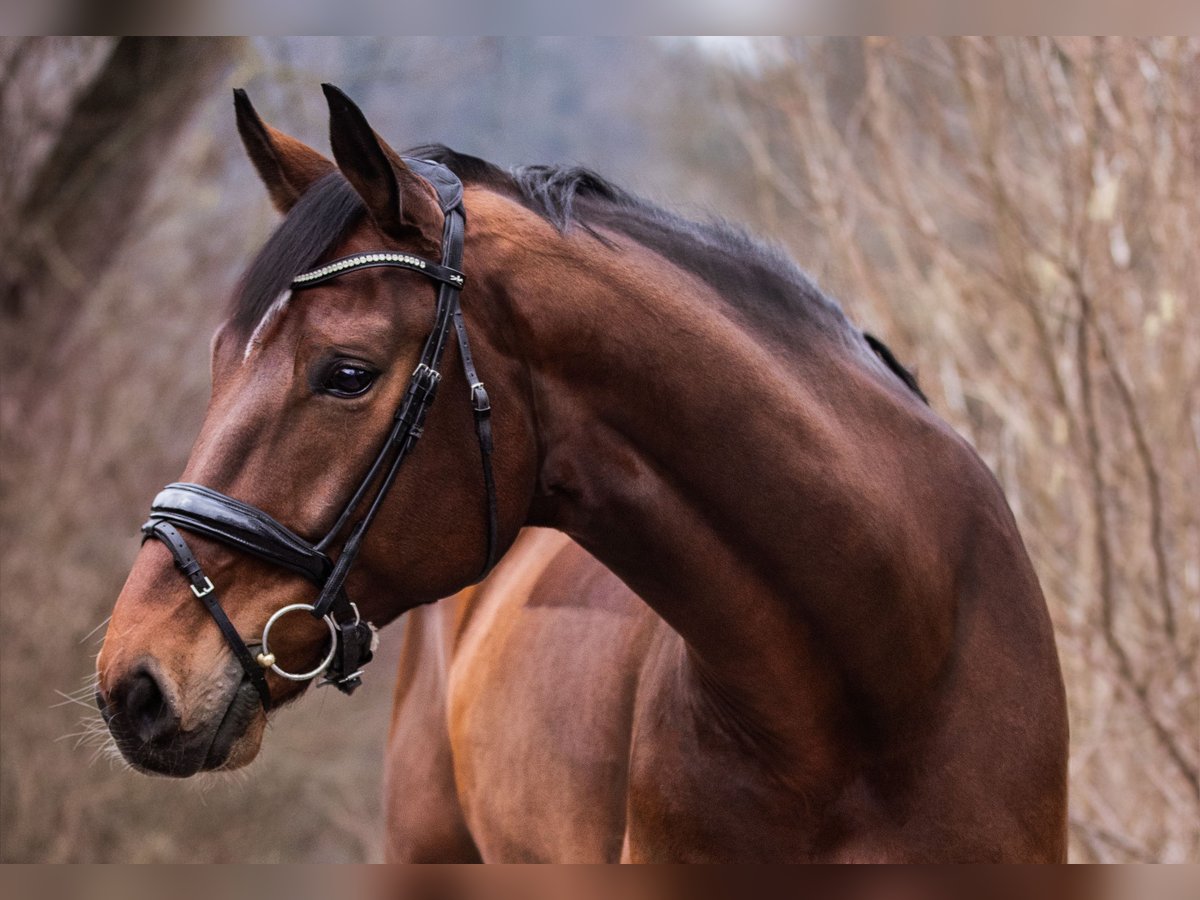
[190,577,215,598]
[470,382,490,412]
[412,363,441,386]
[319,669,364,688]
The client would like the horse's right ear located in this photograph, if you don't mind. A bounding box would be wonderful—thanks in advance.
[234,88,335,214]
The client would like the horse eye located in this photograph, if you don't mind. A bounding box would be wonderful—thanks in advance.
[323,364,375,397]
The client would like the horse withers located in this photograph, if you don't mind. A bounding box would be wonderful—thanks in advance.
[97,86,1068,862]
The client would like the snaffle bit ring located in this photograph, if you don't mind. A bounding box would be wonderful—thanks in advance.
[256,603,338,682]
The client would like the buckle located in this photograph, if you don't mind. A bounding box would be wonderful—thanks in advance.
[319,671,364,695]
[190,576,215,598]
[412,363,441,388]
[319,670,364,688]
[317,609,376,695]
[471,382,491,413]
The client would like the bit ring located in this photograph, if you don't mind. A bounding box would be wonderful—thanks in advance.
[258,603,338,682]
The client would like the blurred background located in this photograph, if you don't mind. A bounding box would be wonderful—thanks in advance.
[0,36,1196,863]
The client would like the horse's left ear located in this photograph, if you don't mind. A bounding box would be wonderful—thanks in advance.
[322,83,442,248]
[234,88,335,214]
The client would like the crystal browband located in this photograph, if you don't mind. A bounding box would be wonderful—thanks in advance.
[292,252,465,289]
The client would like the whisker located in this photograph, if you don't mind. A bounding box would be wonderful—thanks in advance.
[96,744,131,771]
[189,760,256,800]
[74,730,113,751]
[57,714,113,752]
[55,728,99,742]
[53,687,98,704]
[79,615,112,645]
[51,689,102,710]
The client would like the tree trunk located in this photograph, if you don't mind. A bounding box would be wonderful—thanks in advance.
[0,37,242,358]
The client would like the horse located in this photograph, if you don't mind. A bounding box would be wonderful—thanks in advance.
[96,85,1069,862]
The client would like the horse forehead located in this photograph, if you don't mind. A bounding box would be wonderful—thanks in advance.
[242,289,294,361]
[238,279,405,367]
[300,284,408,336]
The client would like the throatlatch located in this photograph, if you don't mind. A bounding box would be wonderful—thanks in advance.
[141,158,498,710]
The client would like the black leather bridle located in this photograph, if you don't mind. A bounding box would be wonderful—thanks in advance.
[141,159,497,710]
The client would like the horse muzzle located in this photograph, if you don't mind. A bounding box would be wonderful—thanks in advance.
[97,660,262,777]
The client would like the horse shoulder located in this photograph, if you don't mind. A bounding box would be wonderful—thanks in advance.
[443,528,658,861]
[383,585,483,861]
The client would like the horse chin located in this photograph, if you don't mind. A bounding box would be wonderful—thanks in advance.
[203,679,266,772]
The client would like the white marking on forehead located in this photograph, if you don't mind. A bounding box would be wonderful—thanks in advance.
[243,289,293,362]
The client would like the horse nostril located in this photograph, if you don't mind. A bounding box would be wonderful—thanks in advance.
[120,666,179,744]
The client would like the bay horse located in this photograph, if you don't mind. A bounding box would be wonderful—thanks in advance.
[96,85,1068,862]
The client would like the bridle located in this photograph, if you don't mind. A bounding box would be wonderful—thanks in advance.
[141,159,497,711]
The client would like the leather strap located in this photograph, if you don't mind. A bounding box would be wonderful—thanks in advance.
[147,483,332,583]
[403,156,464,210]
[143,520,272,709]
[291,252,464,290]
[144,499,371,703]
[449,255,499,576]
[305,193,492,615]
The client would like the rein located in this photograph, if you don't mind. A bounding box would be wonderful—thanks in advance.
[141,159,497,710]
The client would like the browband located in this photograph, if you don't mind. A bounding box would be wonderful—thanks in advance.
[290,251,464,290]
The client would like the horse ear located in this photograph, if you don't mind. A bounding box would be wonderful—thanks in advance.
[233,88,335,214]
[322,83,442,247]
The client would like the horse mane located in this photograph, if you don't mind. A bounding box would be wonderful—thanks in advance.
[864,333,928,404]
[229,146,926,404]
[230,172,365,335]
[408,144,925,404]
[408,144,852,338]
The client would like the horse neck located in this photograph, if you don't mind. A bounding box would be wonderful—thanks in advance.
[471,193,965,757]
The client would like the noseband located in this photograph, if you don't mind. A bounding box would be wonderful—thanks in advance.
[141,159,498,710]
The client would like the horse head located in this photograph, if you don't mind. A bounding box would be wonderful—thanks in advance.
[96,86,533,775]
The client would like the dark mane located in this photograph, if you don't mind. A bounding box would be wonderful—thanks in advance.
[406,144,852,345]
[407,145,924,403]
[232,146,925,403]
[230,172,365,334]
